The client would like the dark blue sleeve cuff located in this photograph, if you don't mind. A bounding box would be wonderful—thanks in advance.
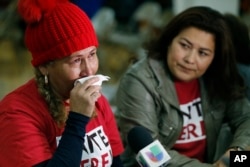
[33,111,90,167]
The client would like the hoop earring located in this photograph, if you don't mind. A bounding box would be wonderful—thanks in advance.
[44,75,48,84]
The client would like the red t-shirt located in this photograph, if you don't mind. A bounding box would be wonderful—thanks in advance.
[0,79,124,167]
[173,79,206,162]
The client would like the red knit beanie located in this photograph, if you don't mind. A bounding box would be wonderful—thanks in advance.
[18,0,98,67]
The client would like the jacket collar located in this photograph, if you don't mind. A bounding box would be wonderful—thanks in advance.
[148,58,180,109]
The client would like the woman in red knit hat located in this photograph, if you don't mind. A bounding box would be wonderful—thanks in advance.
[0,0,124,166]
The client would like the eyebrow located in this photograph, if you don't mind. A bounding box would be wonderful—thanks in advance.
[70,47,97,57]
[90,47,97,52]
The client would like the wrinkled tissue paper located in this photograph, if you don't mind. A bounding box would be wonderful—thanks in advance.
[74,74,110,86]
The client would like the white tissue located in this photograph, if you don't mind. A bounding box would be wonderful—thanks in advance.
[74,74,110,86]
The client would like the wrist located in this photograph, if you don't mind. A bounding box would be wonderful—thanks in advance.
[229,146,244,151]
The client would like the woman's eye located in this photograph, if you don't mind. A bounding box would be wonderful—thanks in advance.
[88,52,96,58]
[73,58,81,63]
[180,42,189,49]
[199,51,208,56]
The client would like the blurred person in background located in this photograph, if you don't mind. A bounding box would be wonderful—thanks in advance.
[116,6,250,167]
[0,0,124,166]
[70,0,106,18]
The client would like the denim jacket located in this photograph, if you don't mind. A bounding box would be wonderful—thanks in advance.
[116,57,250,167]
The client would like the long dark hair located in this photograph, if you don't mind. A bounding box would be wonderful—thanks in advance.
[144,6,245,101]
[224,13,250,65]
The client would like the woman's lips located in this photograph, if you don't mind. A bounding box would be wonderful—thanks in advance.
[178,64,194,72]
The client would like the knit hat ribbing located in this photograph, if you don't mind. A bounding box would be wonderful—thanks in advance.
[18,0,98,67]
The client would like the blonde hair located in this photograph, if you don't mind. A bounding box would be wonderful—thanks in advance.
[35,68,67,126]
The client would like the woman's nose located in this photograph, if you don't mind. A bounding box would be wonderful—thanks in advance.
[80,61,92,76]
[184,50,196,64]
